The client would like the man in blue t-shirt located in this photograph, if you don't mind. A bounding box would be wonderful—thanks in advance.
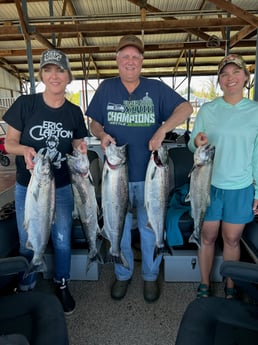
[86,35,193,303]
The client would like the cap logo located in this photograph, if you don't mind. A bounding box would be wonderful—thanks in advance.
[43,51,63,64]
[40,49,70,72]
[218,53,248,75]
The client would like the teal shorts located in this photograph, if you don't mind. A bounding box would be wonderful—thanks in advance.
[204,184,254,224]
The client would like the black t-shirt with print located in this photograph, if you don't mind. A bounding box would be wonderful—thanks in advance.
[3,93,88,187]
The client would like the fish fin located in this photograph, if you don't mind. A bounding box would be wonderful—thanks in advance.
[72,205,80,219]
[88,171,95,186]
[23,220,29,232]
[146,222,153,230]
[120,252,130,269]
[100,227,109,240]
[188,164,196,177]
[151,166,157,180]
[25,239,33,251]
[185,192,190,202]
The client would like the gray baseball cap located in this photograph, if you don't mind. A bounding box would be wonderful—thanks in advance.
[40,49,71,71]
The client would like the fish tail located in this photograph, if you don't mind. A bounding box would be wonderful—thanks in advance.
[23,260,47,278]
[188,231,201,248]
[85,252,104,273]
[120,252,130,269]
[95,252,104,265]
[153,245,169,260]
[104,251,129,270]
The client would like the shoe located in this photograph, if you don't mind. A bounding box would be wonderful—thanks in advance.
[224,286,238,300]
[56,278,75,315]
[197,283,211,298]
[143,280,160,303]
[111,279,131,300]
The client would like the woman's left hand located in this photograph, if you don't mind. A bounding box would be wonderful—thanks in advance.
[74,139,87,154]
[252,199,258,215]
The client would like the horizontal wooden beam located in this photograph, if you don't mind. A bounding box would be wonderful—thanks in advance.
[0,17,251,36]
[0,39,256,58]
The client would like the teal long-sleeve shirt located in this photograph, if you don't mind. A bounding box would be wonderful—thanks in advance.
[188,97,258,199]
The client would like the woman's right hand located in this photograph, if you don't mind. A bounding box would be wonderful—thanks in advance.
[24,146,37,170]
[194,132,208,147]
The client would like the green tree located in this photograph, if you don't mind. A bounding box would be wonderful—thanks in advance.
[66,91,80,106]
[193,76,220,100]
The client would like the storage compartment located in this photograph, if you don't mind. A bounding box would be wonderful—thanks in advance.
[164,247,223,282]
[43,239,103,281]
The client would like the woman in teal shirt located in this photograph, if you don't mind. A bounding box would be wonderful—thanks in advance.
[188,54,258,299]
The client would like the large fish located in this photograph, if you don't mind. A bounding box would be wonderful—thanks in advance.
[66,149,102,270]
[101,143,129,268]
[23,151,55,275]
[144,145,170,259]
[187,143,215,248]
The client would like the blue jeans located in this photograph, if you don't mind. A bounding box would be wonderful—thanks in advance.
[114,181,162,281]
[15,183,74,290]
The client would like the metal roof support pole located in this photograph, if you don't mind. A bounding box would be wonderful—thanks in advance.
[186,47,192,132]
[21,0,35,94]
[140,0,147,46]
[26,43,35,95]
[225,2,231,56]
[254,29,258,102]
[225,25,230,56]
[48,0,56,46]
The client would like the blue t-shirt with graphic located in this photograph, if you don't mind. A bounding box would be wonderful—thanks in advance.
[87,76,187,181]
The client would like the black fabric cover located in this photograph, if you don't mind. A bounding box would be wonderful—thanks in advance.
[220,261,258,302]
[0,256,29,276]
[242,220,258,258]
[175,297,258,345]
[167,146,196,248]
[220,261,258,284]
[0,291,69,345]
[168,146,193,190]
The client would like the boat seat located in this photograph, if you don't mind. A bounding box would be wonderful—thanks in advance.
[175,260,258,345]
[0,256,69,345]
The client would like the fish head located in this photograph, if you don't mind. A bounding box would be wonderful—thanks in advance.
[152,145,168,167]
[194,144,215,166]
[66,150,89,174]
[105,143,127,167]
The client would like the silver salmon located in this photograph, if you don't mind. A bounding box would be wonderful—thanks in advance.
[101,143,129,268]
[66,149,102,270]
[187,144,215,248]
[23,151,55,274]
[144,145,169,259]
